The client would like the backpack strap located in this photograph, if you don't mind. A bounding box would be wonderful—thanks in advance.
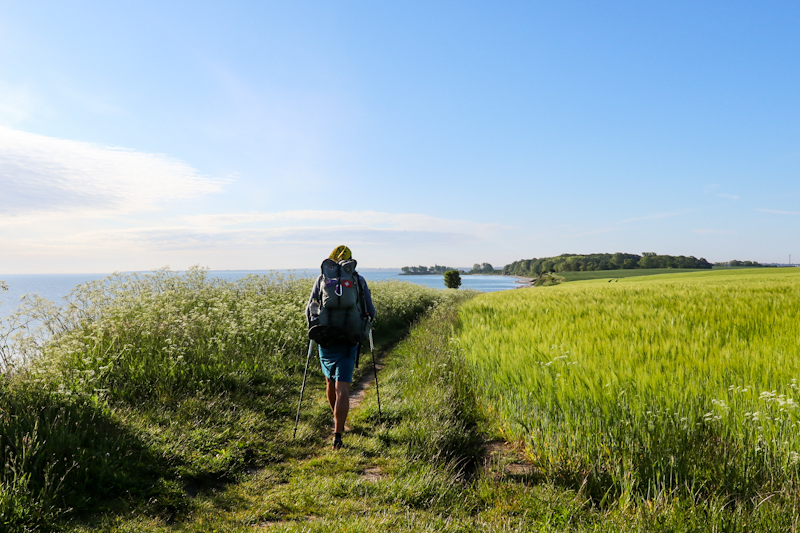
[356,273,369,318]
[354,272,367,367]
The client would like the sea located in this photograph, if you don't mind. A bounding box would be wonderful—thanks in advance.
[0,269,525,321]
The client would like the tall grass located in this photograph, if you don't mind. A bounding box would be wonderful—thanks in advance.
[365,290,482,470]
[0,268,448,530]
[0,382,161,529]
[458,268,800,504]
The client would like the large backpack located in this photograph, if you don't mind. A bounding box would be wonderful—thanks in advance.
[308,258,370,347]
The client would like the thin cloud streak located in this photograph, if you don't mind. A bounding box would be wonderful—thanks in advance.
[619,211,688,224]
[0,207,507,269]
[756,208,800,216]
[692,229,735,235]
[57,211,506,251]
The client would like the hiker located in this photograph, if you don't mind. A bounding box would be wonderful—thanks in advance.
[306,245,376,449]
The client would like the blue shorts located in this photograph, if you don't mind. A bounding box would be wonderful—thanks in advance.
[318,344,357,383]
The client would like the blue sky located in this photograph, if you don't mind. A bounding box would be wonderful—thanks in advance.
[1,1,798,273]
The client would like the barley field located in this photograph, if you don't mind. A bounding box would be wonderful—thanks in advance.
[458,268,800,504]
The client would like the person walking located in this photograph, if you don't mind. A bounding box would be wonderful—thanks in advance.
[306,245,376,449]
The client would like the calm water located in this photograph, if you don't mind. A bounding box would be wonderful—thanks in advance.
[0,269,525,320]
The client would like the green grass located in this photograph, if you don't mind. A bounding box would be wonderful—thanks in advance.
[55,294,603,533]
[6,266,800,531]
[0,268,456,531]
[557,267,711,281]
[59,284,800,532]
[458,268,800,507]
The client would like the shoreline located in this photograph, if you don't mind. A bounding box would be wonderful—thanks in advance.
[398,272,506,276]
[513,275,535,288]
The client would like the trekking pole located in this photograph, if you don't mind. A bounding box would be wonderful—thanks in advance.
[369,329,382,424]
[293,339,315,439]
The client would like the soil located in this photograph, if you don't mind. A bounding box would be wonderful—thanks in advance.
[349,351,385,409]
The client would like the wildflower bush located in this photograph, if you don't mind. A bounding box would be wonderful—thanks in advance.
[0,268,447,530]
[33,269,311,402]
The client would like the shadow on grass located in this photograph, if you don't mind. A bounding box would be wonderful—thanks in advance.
[0,382,184,529]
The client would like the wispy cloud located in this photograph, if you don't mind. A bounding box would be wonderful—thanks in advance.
[0,204,507,271]
[703,184,740,201]
[756,208,800,216]
[0,126,226,219]
[55,210,506,251]
[716,193,740,200]
[0,127,508,270]
[619,211,686,224]
[692,229,735,235]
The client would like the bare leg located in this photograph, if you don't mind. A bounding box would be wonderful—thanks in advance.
[333,381,350,434]
[326,378,337,411]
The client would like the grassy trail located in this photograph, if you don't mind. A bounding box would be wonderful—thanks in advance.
[65,299,782,533]
[64,303,587,532]
[0,270,475,531]
[7,268,795,531]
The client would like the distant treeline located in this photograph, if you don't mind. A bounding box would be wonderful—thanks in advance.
[502,253,713,276]
[401,265,457,275]
[714,260,774,268]
[402,262,501,275]
[468,263,499,274]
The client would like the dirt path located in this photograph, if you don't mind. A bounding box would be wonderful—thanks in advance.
[482,440,537,480]
[349,349,385,409]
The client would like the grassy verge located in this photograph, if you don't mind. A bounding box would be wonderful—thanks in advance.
[0,269,454,531]
[60,290,612,532]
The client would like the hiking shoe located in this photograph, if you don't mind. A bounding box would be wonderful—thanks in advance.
[332,436,343,450]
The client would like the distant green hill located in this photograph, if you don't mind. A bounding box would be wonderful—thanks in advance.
[502,252,712,277]
[558,268,711,282]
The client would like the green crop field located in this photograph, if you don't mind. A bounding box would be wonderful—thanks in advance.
[557,267,711,282]
[458,268,800,506]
